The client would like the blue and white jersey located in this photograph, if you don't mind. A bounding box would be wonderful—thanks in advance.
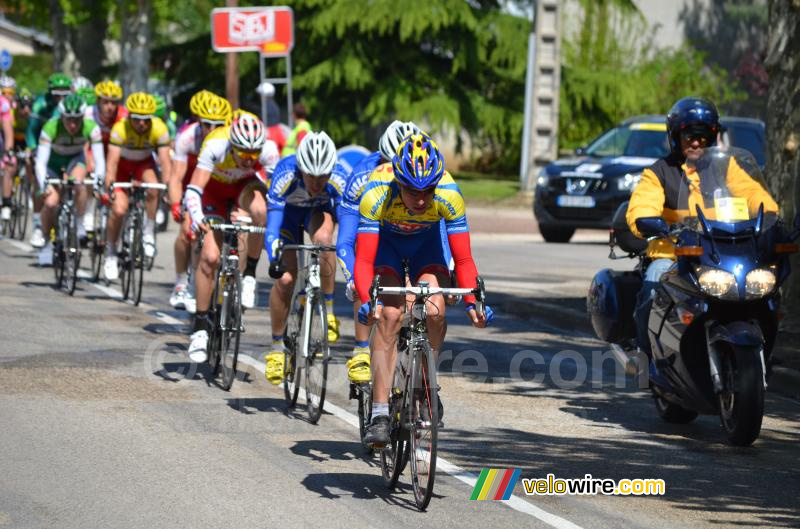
[266,154,348,212]
[336,151,385,282]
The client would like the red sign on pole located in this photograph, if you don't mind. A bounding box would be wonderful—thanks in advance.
[211,6,294,56]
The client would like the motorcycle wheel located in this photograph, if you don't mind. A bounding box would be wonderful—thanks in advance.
[719,346,764,447]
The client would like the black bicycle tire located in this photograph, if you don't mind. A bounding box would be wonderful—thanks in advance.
[53,206,67,288]
[206,273,222,376]
[305,293,329,424]
[132,218,144,306]
[8,175,19,238]
[409,340,438,511]
[66,207,79,295]
[380,407,406,489]
[220,271,242,391]
[17,175,30,240]
[358,384,374,453]
[90,206,104,281]
[120,218,131,299]
[282,287,304,408]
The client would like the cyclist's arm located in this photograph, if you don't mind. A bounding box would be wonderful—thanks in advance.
[264,201,285,263]
[169,159,187,206]
[447,231,478,305]
[156,145,171,185]
[90,140,106,184]
[34,135,51,189]
[1,115,12,152]
[25,113,41,149]
[354,231,379,303]
[187,166,212,189]
[335,202,359,283]
[105,145,121,189]
[626,168,665,238]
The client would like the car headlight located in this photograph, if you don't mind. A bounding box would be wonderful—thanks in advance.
[745,268,776,299]
[617,172,642,192]
[696,266,737,299]
[536,168,549,188]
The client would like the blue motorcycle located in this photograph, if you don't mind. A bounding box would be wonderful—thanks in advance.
[588,147,799,446]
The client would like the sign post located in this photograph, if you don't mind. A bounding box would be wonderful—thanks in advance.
[0,50,12,73]
[211,7,295,126]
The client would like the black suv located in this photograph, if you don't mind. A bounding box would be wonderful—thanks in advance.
[533,115,765,242]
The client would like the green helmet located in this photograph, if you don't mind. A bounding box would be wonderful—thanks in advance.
[48,73,73,95]
[77,86,96,106]
[17,87,34,106]
[153,94,167,119]
[58,93,86,118]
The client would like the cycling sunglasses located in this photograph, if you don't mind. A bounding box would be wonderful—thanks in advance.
[680,128,714,146]
[200,119,225,130]
[234,148,260,161]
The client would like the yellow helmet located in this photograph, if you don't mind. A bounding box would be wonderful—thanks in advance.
[197,94,232,123]
[95,80,123,101]
[231,108,258,121]
[126,92,157,116]
[189,89,216,117]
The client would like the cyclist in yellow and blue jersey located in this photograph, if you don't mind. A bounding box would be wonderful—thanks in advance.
[262,131,348,384]
[103,92,171,281]
[354,132,494,446]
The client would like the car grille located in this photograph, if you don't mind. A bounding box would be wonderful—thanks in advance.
[550,177,609,194]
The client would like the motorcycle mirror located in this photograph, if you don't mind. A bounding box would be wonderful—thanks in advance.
[575,146,587,156]
[635,217,669,238]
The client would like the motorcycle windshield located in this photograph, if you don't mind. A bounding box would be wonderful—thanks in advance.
[677,146,778,231]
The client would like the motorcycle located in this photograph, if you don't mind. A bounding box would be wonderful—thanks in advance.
[588,147,799,446]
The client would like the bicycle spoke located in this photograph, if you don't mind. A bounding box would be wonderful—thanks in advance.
[305,294,329,424]
[220,271,242,391]
[409,342,438,510]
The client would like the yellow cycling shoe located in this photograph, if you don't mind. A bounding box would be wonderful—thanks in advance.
[327,313,340,343]
[264,351,285,385]
[346,352,371,383]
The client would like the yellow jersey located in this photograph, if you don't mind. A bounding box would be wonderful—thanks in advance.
[196,125,279,185]
[358,164,469,236]
[109,117,170,161]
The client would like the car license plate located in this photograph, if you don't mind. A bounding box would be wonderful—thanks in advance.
[557,195,595,208]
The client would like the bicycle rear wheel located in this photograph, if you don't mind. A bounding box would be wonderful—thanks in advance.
[220,271,242,391]
[283,291,303,408]
[65,208,80,295]
[206,278,222,376]
[16,173,30,240]
[357,383,373,453]
[9,176,19,238]
[305,293,329,424]
[409,340,438,511]
[120,219,132,299]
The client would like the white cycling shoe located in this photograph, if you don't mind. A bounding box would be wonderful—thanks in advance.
[143,233,156,259]
[241,275,257,309]
[169,284,188,310]
[188,330,209,363]
[30,226,45,248]
[104,255,119,281]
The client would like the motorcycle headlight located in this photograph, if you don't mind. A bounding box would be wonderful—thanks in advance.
[696,267,737,299]
[617,172,642,192]
[745,268,776,299]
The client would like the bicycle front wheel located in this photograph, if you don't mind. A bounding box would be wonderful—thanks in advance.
[130,222,144,305]
[53,208,66,288]
[220,271,242,391]
[409,339,438,511]
[304,293,329,424]
[283,292,303,408]
[65,208,80,295]
[16,175,30,240]
[90,206,105,281]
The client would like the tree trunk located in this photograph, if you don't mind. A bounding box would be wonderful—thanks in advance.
[765,0,800,327]
[69,0,109,81]
[119,0,152,94]
[50,0,69,71]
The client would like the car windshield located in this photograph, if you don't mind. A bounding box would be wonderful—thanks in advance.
[585,125,669,158]
[723,123,765,167]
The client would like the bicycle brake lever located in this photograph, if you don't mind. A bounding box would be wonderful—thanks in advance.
[475,276,486,317]
[369,275,381,316]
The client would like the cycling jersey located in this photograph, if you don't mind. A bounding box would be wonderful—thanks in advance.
[34,116,104,188]
[196,125,279,185]
[265,154,348,262]
[0,95,11,153]
[173,122,204,190]
[354,166,478,304]
[26,94,59,149]
[84,104,127,148]
[109,117,170,161]
[11,103,29,147]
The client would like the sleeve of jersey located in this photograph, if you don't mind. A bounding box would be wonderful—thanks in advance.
[259,140,280,176]
[109,123,125,147]
[335,206,359,283]
[25,113,41,148]
[264,207,285,264]
[436,180,469,234]
[91,140,106,182]
[34,135,52,189]
[195,140,218,172]
[264,166,292,263]
[154,121,170,147]
[626,168,665,238]
[357,180,386,234]
[447,231,478,305]
[354,232,379,303]
[172,130,191,163]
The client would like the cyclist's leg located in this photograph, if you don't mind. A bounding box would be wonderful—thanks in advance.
[307,207,338,341]
[410,228,450,351]
[140,163,159,252]
[237,179,267,271]
[67,155,88,218]
[268,208,302,339]
[39,168,61,237]
[194,227,223,315]
[106,159,133,249]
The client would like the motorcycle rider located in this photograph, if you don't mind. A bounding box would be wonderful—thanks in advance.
[626,97,778,357]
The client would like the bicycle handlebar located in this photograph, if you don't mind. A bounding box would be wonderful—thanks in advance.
[46,177,96,186]
[110,182,167,191]
[368,274,487,318]
[210,223,266,234]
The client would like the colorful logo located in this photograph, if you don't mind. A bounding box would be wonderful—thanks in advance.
[470,469,521,500]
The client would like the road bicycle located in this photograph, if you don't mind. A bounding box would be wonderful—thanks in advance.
[48,174,95,295]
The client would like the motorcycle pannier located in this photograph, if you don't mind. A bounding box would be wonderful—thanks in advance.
[587,268,642,343]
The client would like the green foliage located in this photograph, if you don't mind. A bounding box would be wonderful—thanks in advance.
[5,53,51,95]
[559,1,746,149]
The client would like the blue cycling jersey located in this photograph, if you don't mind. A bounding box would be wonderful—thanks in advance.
[265,154,348,262]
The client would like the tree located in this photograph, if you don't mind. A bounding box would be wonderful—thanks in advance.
[118,0,152,93]
[764,0,800,327]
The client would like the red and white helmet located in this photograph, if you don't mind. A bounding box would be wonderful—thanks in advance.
[229,113,266,150]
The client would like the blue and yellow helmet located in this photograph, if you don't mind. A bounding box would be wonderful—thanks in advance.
[392,132,445,190]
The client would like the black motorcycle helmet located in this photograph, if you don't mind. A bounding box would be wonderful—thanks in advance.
[666,97,720,156]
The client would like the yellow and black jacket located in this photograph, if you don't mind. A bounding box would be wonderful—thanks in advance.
[627,153,779,259]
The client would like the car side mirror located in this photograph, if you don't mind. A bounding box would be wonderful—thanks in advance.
[575,146,587,156]
[636,217,669,238]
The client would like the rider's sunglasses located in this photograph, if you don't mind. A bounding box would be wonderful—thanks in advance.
[680,130,711,146]
[400,184,437,197]
[234,148,260,161]
[200,119,225,131]
[130,116,152,126]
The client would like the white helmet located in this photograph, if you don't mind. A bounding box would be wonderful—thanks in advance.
[378,120,421,161]
[229,113,266,150]
[72,76,93,91]
[256,81,275,97]
[296,131,337,177]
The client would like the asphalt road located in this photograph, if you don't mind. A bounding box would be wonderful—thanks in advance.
[1,215,798,529]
